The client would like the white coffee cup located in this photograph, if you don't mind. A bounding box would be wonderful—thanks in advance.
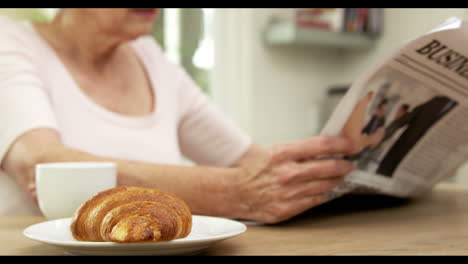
[35,162,117,220]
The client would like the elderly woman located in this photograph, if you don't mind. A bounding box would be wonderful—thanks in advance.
[0,8,355,223]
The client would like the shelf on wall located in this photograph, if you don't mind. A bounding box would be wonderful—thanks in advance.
[263,22,376,50]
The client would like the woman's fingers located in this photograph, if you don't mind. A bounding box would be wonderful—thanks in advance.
[278,176,345,201]
[256,159,351,223]
[243,136,358,224]
[272,136,357,163]
[275,159,354,185]
[260,193,330,224]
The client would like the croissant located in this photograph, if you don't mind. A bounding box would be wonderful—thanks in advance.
[70,186,192,243]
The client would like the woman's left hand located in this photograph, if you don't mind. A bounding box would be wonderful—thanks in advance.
[230,136,356,224]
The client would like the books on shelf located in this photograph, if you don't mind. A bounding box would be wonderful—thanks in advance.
[296,8,344,32]
[294,8,383,37]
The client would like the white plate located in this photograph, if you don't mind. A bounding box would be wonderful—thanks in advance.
[23,215,246,255]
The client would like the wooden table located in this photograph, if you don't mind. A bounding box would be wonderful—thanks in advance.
[3,183,468,255]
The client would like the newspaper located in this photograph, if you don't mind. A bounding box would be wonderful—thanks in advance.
[321,17,468,200]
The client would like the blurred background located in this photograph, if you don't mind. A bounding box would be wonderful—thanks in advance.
[2,8,468,182]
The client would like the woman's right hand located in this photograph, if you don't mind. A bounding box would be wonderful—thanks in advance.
[231,136,356,224]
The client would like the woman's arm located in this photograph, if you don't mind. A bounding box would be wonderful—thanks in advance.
[2,128,355,224]
[1,128,244,218]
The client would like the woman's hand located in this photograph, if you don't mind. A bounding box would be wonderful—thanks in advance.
[232,136,356,224]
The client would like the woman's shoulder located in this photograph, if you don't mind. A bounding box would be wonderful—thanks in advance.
[0,15,30,33]
[131,35,165,58]
[0,15,20,27]
[0,16,37,47]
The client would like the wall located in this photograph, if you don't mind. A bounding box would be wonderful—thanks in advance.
[212,8,347,146]
[250,9,349,145]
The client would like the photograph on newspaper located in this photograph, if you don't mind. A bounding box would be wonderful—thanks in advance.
[341,66,458,179]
